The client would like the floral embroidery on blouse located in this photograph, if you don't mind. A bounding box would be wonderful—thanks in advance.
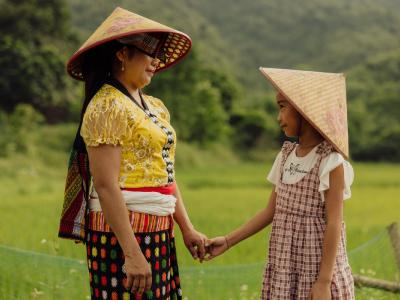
[80,84,176,188]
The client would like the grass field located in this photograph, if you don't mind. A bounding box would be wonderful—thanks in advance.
[0,130,399,299]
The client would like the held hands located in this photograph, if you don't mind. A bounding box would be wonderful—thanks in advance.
[182,230,230,262]
[308,280,332,300]
[123,251,152,296]
[204,236,230,261]
[182,228,208,262]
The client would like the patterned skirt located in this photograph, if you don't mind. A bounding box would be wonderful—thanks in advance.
[86,211,182,300]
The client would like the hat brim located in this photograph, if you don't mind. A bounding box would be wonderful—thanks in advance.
[259,67,349,159]
[67,29,192,81]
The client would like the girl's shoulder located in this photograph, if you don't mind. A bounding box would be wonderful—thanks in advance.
[315,140,335,158]
[281,141,297,156]
[319,150,354,200]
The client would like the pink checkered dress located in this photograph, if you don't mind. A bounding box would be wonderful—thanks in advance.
[261,141,354,299]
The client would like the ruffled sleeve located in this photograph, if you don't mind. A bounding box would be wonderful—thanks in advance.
[266,151,283,190]
[319,152,354,201]
[80,93,135,147]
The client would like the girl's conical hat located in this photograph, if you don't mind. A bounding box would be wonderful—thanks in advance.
[67,7,192,81]
[259,67,349,159]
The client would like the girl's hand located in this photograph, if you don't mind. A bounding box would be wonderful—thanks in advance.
[124,251,152,296]
[182,228,208,262]
[204,236,229,260]
[309,280,331,300]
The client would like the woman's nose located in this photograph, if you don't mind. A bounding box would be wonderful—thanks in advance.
[151,57,160,66]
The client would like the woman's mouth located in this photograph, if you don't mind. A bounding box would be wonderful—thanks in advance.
[146,68,155,75]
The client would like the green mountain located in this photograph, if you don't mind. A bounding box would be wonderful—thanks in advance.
[2,0,398,160]
[66,0,400,160]
[68,0,400,97]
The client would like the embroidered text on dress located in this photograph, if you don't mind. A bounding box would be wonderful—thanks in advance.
[285,163,309,176]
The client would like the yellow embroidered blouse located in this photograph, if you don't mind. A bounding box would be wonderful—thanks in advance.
[80,84,176,188]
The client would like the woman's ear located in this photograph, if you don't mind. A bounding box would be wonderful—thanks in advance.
[115,47,127,62]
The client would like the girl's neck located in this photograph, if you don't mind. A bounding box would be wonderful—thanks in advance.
[296,124,324,157]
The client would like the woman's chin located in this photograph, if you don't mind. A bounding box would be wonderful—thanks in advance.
[139,79,151,89]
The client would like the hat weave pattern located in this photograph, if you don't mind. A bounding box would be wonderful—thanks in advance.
[67,7,191,80]
[259,68,349,158]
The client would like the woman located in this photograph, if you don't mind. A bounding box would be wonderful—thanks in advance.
[58,7,207,300]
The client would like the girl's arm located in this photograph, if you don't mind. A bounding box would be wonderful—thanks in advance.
[310,164,345,299]
[206,189,277,259]
[173,182,208,261]
[87,145,151,295]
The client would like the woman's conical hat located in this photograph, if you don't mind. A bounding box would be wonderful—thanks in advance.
[259,67,349,159]
[67,7,192,81]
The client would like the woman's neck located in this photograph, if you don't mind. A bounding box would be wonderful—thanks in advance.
[114,74,140,101]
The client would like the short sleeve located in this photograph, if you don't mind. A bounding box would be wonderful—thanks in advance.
[80,95,133,147]
[319,152,354,201]
[267,151,283,190]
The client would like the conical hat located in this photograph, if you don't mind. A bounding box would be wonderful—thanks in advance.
[259,67,349,159]
[67,7,192,81]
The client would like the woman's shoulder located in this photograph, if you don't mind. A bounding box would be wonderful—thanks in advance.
[87,84,132,113]
[91,84,128,103]
[144,94,166,108]
[144,94,170,120]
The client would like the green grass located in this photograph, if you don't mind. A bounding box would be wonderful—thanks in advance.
[0,126,399,299]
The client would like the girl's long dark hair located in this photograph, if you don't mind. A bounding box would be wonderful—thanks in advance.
[73,41,124,153]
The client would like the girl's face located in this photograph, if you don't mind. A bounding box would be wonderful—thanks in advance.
[117,46,159,89]
[276,93,302,137]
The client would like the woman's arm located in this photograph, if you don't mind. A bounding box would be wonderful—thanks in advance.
[310,164,344,299]
[173,182,208,261]
[206,189,277,259]
[87,145,151,296]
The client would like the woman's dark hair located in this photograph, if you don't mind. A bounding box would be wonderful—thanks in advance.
[73,41,125,152]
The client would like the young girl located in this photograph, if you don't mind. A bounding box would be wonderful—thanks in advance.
[206,68,355,299]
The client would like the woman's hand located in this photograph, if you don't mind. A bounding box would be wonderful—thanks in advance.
[309,280,331,300]
[204,236,229,260]
[182,228,208,262]
[124,251,152,296]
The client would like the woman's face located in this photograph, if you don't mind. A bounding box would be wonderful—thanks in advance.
[117,46,159,89]
[276,92,302,137]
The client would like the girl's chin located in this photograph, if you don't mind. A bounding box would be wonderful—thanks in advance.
[283,130,297,138]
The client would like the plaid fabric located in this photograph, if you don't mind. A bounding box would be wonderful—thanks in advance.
[58,148,91,242]
[261,141,354,299]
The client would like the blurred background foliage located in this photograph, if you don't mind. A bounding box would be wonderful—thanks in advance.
[1,0,399,161]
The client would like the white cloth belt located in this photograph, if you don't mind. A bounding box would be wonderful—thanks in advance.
[89,188,176,216]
